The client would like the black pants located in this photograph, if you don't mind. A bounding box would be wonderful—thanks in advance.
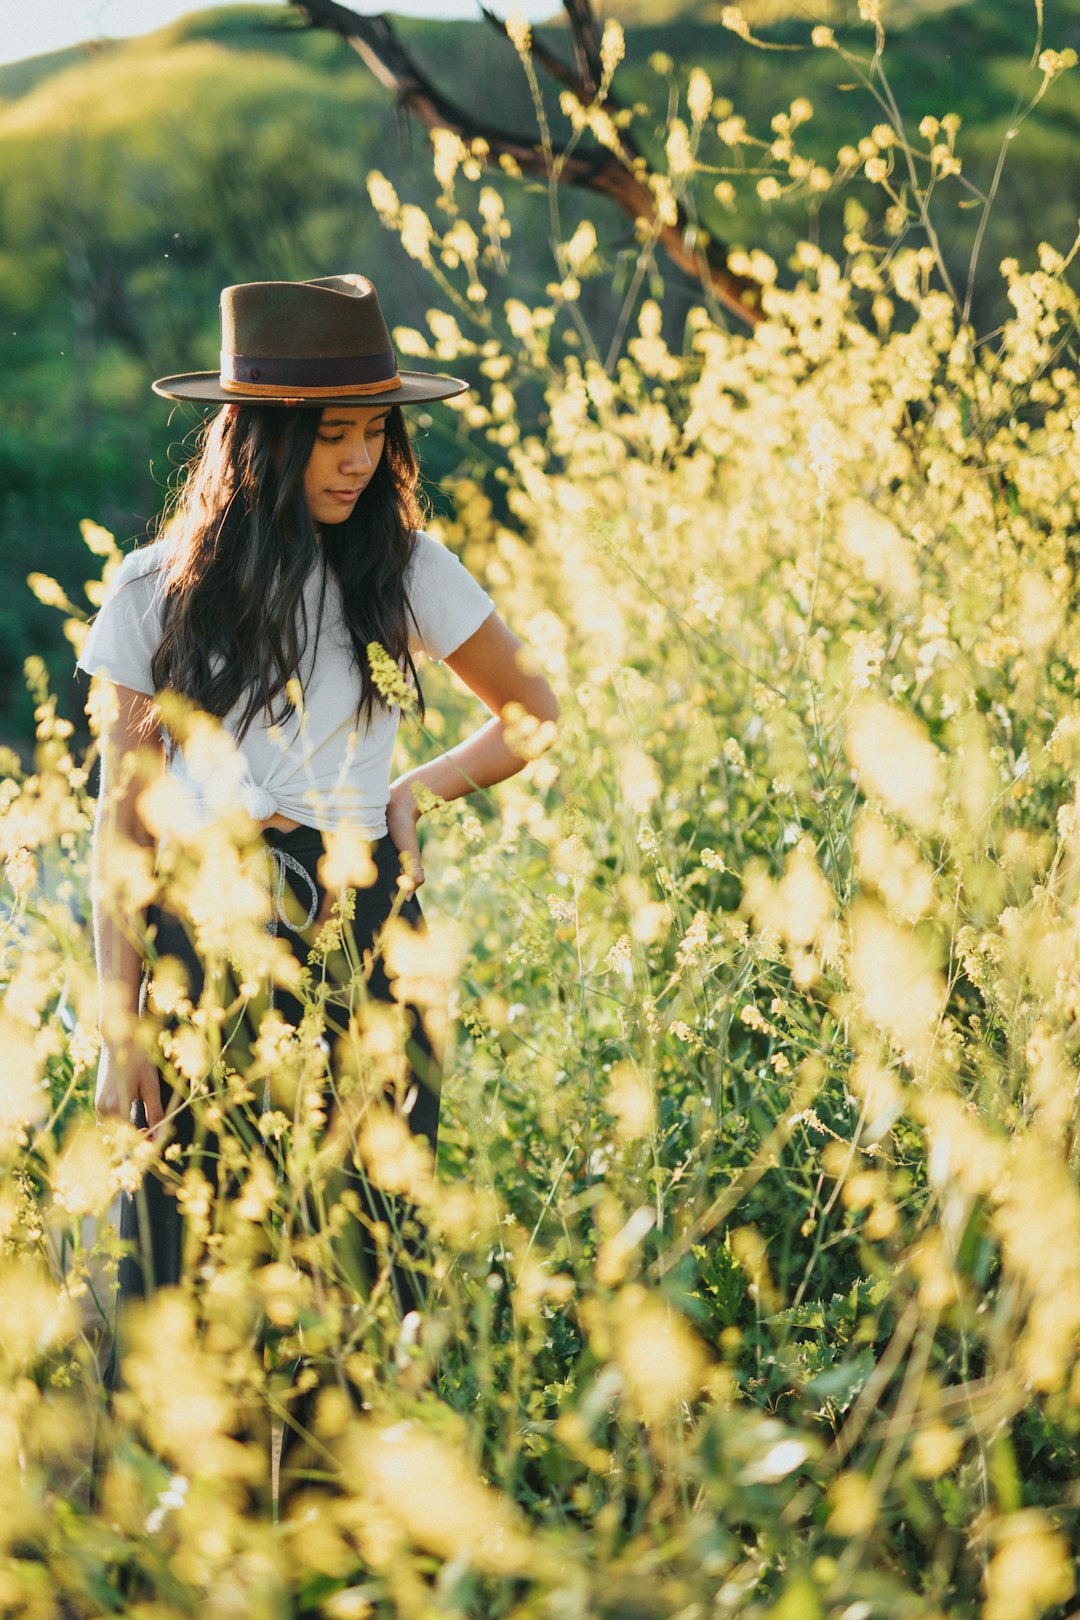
[97,823,443,1510]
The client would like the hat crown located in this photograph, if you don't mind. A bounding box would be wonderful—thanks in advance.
[221,275,394,363]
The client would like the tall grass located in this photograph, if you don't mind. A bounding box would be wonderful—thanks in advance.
[4,4,1080,1615]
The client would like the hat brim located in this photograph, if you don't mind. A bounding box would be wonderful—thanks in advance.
[151,369,470,407]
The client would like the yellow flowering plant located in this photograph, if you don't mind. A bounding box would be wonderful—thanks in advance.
[2,3,1079,1615]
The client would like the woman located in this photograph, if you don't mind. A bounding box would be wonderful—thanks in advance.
[77,273,559,1512]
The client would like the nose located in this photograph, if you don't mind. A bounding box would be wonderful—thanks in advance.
[340,437,374,476]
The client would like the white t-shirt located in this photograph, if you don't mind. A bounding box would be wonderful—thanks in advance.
[75,530,497,840]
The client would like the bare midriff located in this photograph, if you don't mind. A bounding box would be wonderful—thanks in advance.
[260,812,303,833]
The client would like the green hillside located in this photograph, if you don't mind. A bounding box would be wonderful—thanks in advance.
[0,1,1075,743]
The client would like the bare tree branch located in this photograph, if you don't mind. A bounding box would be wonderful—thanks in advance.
[291,0,764,327]
[477,3,640,174]
[563,0,603,95]
[479,5,583,99]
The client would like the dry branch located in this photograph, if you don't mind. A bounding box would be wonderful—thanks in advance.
[291,0,764,326]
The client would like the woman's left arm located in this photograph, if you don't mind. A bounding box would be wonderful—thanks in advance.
[386,611,560,888]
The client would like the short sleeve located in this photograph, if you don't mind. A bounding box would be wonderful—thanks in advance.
[75,544,168,696]
[405,530,496,662]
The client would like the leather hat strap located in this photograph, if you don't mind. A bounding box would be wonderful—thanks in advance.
[220,349,400,396]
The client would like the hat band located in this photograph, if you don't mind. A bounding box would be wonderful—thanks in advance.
[219,350,401,397]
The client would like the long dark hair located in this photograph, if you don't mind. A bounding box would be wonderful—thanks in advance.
[146,402,428,749]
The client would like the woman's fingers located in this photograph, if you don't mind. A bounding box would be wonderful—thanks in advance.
[388,825,425,891]
[95,1086,123,1124]
[385,795,426,892]
[96,1057,171,1145]
[399,847,425,892]
[133,1059,170,1143]
[141,1080,164,1136]
[94,1052,129,1123]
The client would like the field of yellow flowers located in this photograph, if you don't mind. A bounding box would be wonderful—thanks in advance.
[3,10,1080,1618]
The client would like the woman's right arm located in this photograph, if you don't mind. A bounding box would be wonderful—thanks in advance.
[91,680,167,1137]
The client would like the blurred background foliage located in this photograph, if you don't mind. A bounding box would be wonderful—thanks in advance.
[0,0,1076,743]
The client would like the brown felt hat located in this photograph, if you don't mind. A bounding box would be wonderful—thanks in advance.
[152,273,469,408]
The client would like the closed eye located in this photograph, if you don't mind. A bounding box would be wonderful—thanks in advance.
[318,428,386,443]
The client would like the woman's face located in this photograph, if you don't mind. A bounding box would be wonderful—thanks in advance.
[303,404,389,526]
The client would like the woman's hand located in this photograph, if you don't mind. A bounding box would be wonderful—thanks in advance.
[95,1045,169,1142]
[385,782,425,893]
